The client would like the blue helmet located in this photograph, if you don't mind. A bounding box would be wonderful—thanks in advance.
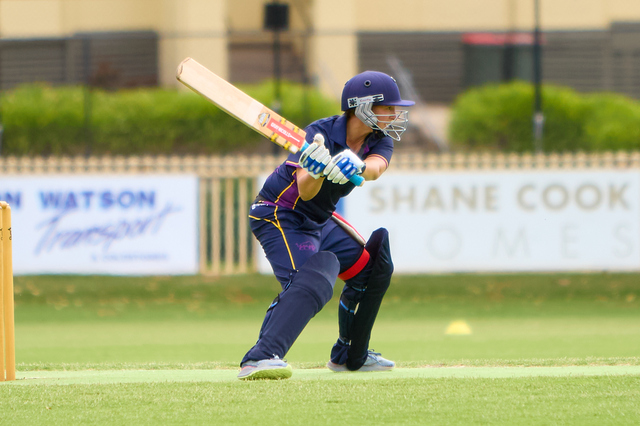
[341,71,414,111]
[341,71,414,141]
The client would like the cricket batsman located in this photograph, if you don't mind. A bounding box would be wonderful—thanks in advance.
[238,70,414,380]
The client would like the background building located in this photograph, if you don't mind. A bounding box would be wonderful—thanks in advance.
[1,0,640,103]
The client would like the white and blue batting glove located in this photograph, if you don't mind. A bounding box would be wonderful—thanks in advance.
[298,134,332,179]
[323,149,365,185]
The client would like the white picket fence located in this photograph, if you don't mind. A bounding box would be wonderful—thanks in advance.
[2,151,639,275]
[2,151,640,175]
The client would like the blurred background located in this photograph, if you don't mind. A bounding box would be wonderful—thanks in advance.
[1,3,640,392]
[1,0,640,154]
[1,0,640,276]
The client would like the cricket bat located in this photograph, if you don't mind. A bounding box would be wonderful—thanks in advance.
[176,57,364,186]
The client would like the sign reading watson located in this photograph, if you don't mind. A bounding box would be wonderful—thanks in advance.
[343,170,640,273]
[0,175,198,275]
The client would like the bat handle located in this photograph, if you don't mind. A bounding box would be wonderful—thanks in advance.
[298,142,365,186]
[350,172,365,186]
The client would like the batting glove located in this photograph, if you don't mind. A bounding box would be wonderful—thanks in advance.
[323,149,365,185]
[299,134,332,179]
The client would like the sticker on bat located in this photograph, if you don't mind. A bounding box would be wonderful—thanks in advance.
[258,113,270,127]
[266,118,304,146]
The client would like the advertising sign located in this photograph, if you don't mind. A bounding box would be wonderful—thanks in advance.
[343,170,640,273]
[0,175,199,275]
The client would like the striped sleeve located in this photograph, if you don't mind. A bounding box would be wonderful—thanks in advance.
[366,137,393,166]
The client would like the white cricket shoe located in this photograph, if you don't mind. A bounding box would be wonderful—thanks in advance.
[327,350,395,372]
[237,356,293,380]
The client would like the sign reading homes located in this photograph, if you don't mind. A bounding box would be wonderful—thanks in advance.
[343,170,640,273]
[0,175,198,275]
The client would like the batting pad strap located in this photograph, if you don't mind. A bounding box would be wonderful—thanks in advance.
[338,248,370,281]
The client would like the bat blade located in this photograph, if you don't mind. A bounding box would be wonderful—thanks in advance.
[176,57,364,186]
[177,57,306,154]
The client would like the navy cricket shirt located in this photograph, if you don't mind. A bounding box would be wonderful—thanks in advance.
[257,114,394,223]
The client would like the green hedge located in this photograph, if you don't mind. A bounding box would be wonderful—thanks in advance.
[0,81,341,156]
[449,81,640,152]
[583,93,640,151]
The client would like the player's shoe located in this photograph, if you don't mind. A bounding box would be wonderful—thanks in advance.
[327,350,395,372]
[237,356,293,380]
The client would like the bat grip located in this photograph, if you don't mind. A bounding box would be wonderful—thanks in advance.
[350,172,365,186]
[298,142,365,186]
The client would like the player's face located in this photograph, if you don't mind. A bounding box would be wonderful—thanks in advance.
[372,105,397,129]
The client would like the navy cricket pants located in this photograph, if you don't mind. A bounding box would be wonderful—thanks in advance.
[249,203,363,289]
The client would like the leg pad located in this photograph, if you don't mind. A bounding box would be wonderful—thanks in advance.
[242,251,339,364]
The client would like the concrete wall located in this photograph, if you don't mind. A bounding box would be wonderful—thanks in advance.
[354,0,640,32]
[157,0,227,85]
[0,0,227,85]
[0,0,160,36]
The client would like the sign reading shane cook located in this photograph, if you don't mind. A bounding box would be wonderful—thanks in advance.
[344,170,640,273]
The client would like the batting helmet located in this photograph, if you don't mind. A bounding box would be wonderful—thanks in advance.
[340,71,414,141]
[341,71,414,111]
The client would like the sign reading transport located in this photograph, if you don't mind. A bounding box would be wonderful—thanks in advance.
[0,175,198,275]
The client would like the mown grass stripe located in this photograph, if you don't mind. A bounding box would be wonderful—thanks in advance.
[6,366,640,386]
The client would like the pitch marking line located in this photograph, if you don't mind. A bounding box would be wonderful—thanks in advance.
[5,366,640,385]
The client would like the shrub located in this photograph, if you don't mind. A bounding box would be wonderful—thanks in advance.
[1,85,85,156]
[0,80,341,156]
[582,93,640,152]
[449,81,640,152]
[449,82,535,152]
[241,80,341,127]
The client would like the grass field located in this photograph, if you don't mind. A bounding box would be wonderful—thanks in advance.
[2,272,640,424]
